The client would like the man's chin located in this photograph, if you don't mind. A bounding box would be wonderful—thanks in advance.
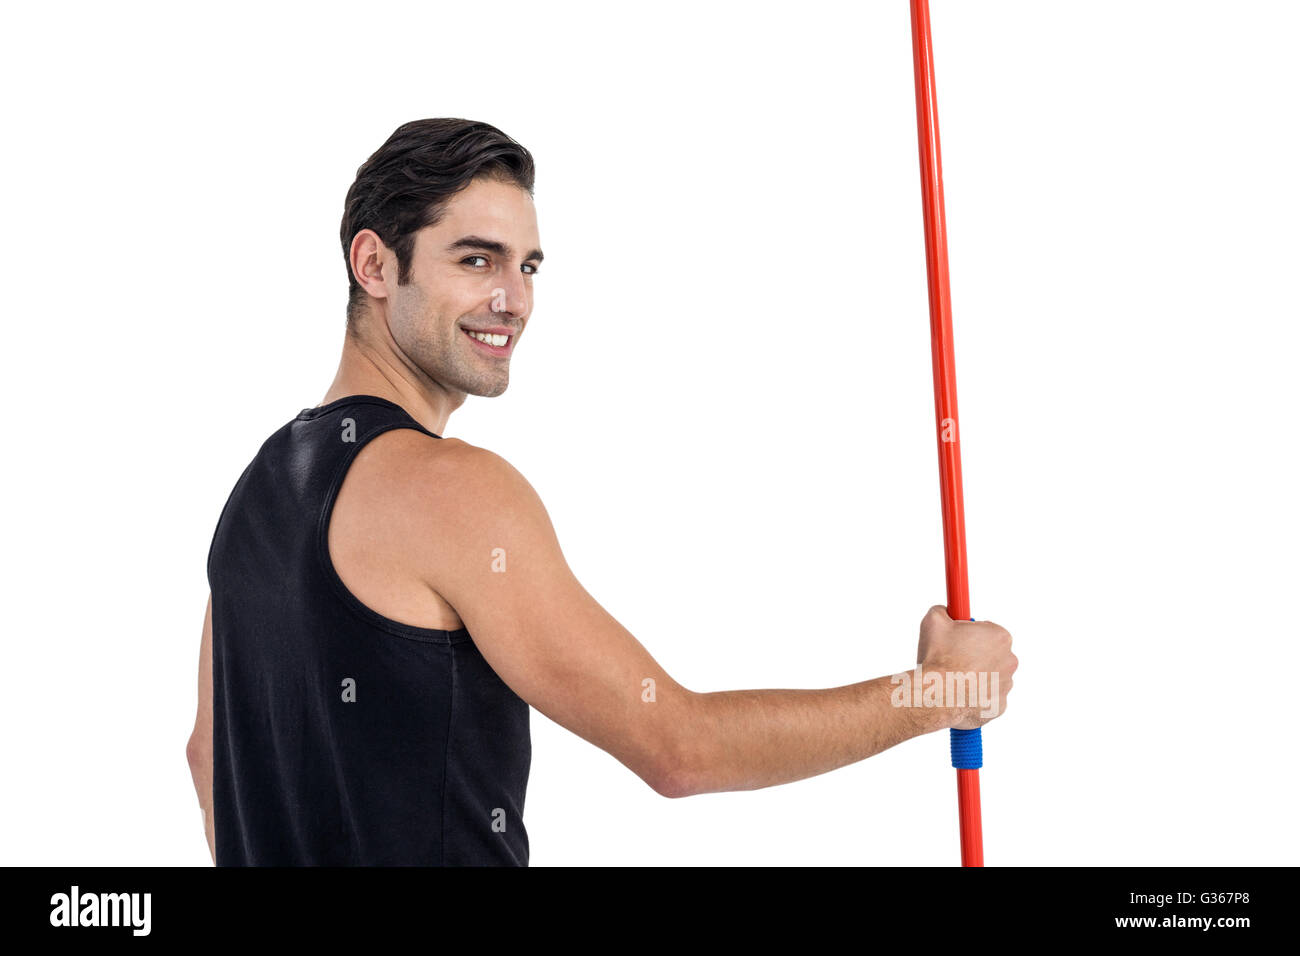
[466,378,508,399]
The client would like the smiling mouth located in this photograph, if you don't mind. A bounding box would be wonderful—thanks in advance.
[464,329,510,346]
[462,328,513,356]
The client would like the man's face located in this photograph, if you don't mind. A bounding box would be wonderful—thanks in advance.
[383,176,541,398]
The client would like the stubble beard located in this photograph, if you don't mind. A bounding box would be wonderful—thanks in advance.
[430,324,509,399]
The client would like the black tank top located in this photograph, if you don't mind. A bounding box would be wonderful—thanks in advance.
[206,395,531,865]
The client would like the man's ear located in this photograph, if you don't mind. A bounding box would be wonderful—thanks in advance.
[350,229,392,305]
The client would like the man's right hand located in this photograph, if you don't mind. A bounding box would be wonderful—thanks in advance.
[915,605,1018,730]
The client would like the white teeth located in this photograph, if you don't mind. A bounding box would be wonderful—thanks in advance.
[468,330,508,347]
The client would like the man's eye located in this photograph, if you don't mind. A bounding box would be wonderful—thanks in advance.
[463,255,538,275]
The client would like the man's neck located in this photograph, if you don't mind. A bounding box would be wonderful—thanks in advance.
[318,326,464,436]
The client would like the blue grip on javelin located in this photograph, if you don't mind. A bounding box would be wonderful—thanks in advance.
[950,728,982,768]
[949,617,983,769]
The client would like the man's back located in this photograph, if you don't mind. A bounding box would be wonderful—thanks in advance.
[206,394,531,865]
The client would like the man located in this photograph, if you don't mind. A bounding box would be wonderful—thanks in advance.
[187,118,1018,866]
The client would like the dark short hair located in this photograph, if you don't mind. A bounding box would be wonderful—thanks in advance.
[340,119,536,331]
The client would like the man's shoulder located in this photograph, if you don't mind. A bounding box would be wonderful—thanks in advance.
[351,430,545,585]
[354,429,538,527]
[369,429,521,488]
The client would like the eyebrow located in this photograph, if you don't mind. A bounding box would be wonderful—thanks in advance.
[445,235,544,265]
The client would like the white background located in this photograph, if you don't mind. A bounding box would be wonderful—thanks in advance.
[2,0,1297,866]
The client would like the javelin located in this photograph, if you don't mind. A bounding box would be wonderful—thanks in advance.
[909,0,985,867]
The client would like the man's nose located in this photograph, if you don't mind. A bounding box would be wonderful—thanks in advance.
[490,276,528,318]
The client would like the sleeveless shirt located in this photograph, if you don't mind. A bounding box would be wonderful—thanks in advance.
[206,395,531,865]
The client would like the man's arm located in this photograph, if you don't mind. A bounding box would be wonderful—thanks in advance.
[408,439,976,799]
[667,678,951,796]
[185,594,216,863]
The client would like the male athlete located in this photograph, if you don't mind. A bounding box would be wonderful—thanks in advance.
[186,118,1018,866]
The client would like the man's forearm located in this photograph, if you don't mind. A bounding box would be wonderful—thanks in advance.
[672,672,950,797]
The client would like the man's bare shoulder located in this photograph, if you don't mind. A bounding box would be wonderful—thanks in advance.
[363,429,542,531]
[353,429,553,597]
[372,429,525,490]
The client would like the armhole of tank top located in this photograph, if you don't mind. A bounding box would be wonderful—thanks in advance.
[316,421,472,645]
